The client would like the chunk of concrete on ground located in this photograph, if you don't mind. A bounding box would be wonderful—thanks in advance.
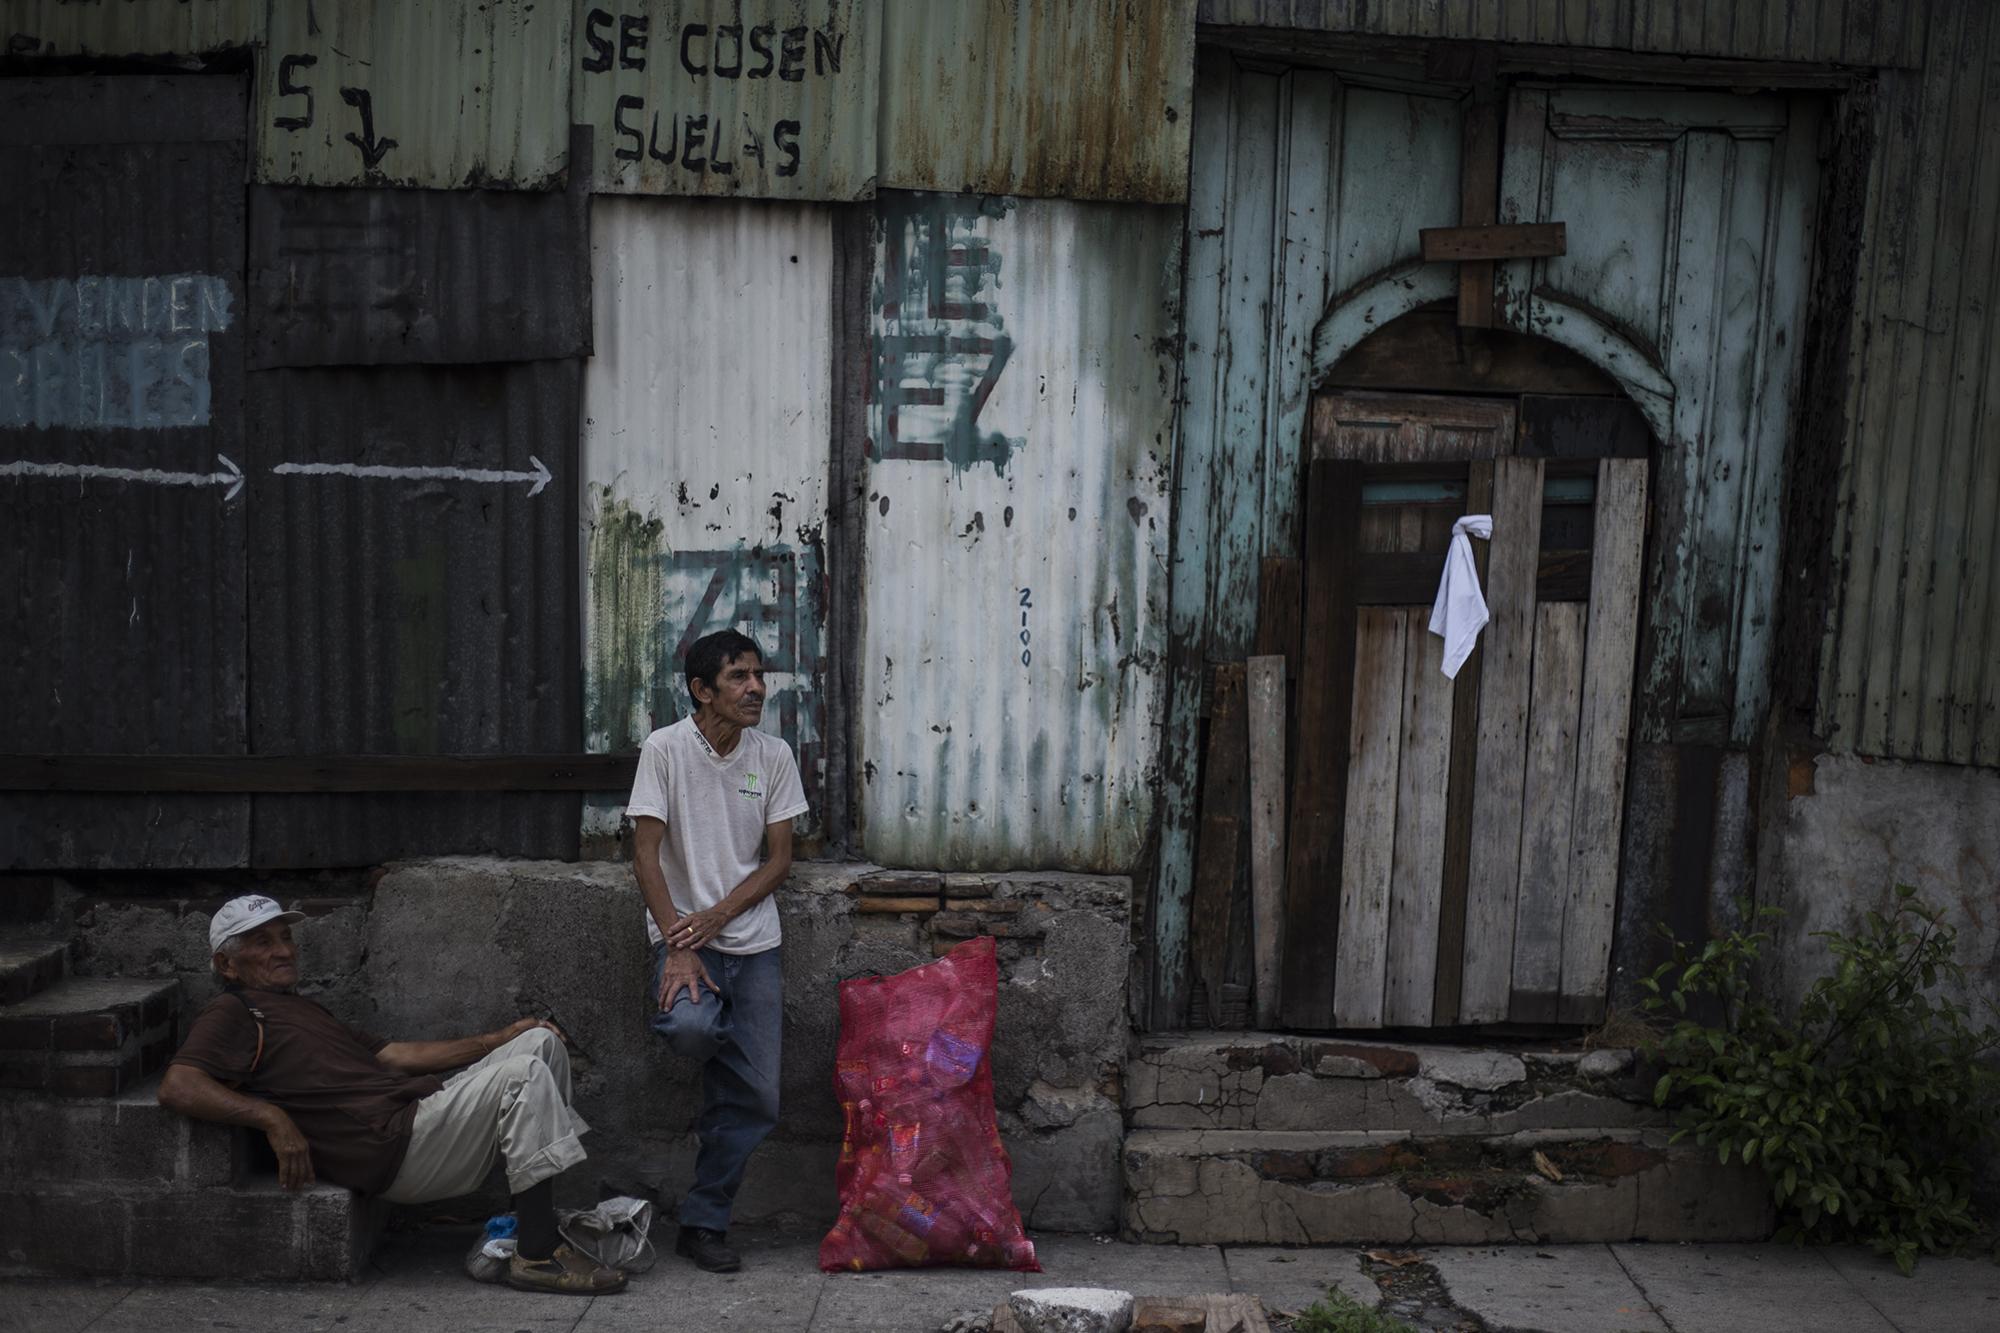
[1007,1287,1134,1333]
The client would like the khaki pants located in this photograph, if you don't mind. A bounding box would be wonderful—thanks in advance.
[380,1027,590,1202]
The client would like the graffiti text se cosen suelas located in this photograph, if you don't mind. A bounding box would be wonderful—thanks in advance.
[582,9,850,179]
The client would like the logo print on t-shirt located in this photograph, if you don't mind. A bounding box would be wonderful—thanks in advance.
[739,771,761,800]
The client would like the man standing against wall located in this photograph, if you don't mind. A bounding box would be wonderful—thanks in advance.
[627,628,809,1273]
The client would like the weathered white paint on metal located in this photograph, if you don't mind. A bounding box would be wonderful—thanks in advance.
[255,0,573,189]
[877,0,1196,202]
[1157,53,1462,1017]
[1158,55,1823,1020]
[1498,86,1818,746]
[572,0,879,199]
[1821,2,2000,766]
[859,195,1181,871]
[580,198,833,834]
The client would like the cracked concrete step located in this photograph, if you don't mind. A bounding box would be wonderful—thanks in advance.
[0,1072,244,1187]
[1126,1033,1664,1135]
[0,974,181,1097]
[1122,1127,1774,1246]
[0,935,68,1004]
[0,1176,382,1281]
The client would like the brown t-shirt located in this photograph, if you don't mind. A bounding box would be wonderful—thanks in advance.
[170,989,444,1195]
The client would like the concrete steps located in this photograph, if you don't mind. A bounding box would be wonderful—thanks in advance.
[0,1175,381,1281]
[0,936,68,1003]
[0,972,180,1096]
[1122,1033,1773,1245]
[0,928,379,1280]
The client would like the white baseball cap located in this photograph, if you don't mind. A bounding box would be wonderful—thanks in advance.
[208,894,306,954]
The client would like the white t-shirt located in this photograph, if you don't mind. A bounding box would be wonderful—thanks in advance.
[624,717,810,955]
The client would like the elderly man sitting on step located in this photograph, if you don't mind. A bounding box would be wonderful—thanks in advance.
[158,894,624,1296]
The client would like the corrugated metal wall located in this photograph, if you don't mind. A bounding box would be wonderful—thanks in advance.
[9,0,1196,201]
[571,0,880,200]
[1195,0,1927,68]
[247,360,583,865]
[580,197,834,837]
[1819,0,2000,764]
[3,0,262,60]
[246,182,592,366]
[254,0,574,188]
[858,194,1181,871]
[877,0,1195,202]
[0,76,251,869]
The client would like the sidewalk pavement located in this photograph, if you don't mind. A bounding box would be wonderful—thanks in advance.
[6,1226,1998,1333]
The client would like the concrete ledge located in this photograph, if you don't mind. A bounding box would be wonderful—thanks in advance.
[311,858,1130,1232]
[1123,1127,1774,1246]
[0,1178,380,1281]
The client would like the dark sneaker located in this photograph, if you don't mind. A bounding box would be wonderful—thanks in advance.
[505,1242,628,1295]
[675,1225,742,1272]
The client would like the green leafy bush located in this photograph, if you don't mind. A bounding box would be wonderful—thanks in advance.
[1288,1288,1414,1333]
[1641,887,2000,1274]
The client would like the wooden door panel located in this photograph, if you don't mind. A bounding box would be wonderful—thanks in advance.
[1457,457,1546,1024]
[1333,608,1409,1028]
[1282,459,1361,1030]
[1314,391,1516,462]
[1559,458,1650,1023]
[1511,601,1588,1023]
[1384,619,1453,1027]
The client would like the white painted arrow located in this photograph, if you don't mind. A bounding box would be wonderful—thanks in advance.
[271,455,553,497]
[0,454,244,500]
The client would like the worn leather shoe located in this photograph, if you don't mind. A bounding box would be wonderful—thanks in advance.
[675,1225,742,1272]
[505,1243,627,1295]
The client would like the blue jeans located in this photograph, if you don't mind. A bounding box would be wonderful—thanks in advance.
[648,943,783,1232]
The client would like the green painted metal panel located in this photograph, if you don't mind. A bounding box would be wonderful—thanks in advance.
[878,0,1195,202]
[1156,51,1463,1021]
[3,0,262,59]
[254,0,573,189]
[570,0,879,199]
[1495,86,1819,747]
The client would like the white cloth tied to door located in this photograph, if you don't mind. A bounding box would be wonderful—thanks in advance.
[1428,514,1493,679]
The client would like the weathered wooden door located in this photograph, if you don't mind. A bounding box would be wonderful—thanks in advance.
[1283,391,1647,1029]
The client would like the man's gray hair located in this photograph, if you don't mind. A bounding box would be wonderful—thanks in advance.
[211,931,248,976]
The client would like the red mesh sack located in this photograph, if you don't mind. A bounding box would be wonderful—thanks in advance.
[819,936,1039,1272]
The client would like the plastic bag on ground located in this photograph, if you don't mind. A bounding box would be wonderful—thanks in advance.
[558,1195,658,1272]
[464,1214,517,1283]
[819,935,1039,1272]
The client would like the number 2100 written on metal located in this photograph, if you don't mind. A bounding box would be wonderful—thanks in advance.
[1017,587,1031,668]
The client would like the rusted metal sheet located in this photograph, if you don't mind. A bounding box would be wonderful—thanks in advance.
[858,193,1181,871]
[580,198,833,841]
[246,361,582,866]
[254,0,572,189]
[878,0,1195,202]
[1195,0,1929,69]
[1821,2,2000,765]
[572,0,878,199]
[3,0,261,61]
[0,75,250,869]
[247,137,592,366]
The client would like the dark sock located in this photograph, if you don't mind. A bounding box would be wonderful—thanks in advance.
[512,1180,559,1261]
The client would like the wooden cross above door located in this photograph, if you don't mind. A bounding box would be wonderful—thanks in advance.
[1416,80,1567,329]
